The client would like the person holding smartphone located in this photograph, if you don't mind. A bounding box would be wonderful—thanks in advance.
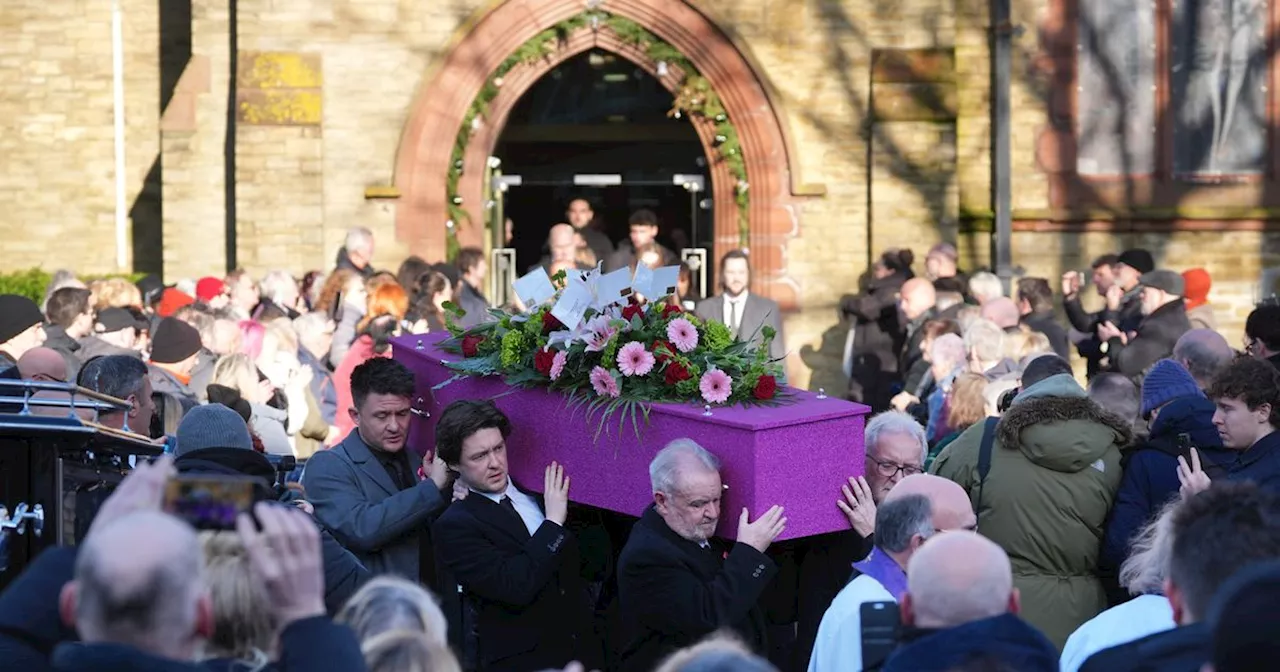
[808,474,975,672]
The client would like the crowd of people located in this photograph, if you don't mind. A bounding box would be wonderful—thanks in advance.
[3,214,1280,672]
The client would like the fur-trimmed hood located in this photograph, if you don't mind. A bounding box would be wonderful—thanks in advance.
[998,375,1132,473]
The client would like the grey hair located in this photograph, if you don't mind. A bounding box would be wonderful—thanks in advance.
[1173,335,1233,385]
[78,355,149,405]
[345,226,375,254]
[865,411,927,465]
[968,272,1004,303]
[876,494,935,553]
[931,333,967,372]
[1088,373,1140,428]
[650,439,721,495]
[654,633,778,672]
[1120,500,1178,596]
[259,270,298,305]
[336,576,449,647]
[964,319,1006,364]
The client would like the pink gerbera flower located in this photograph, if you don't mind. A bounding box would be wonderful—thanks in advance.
[549,350,568,381]
[667,318,699,353]
[584,315,618,353]
[699,369,733,404]
[617,341,656,377]
[590,366,621,398]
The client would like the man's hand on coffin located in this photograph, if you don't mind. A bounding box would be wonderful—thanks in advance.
[238,502,326,629]
[544,461,571,526]
[87,454,176,541]
[738,505,787,554]
[424,451,451,490]
[837,476,876,538]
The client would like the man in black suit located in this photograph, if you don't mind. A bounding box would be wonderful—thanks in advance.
[617,439,787,672]
[432,400,593,671]
[694,250,786,361]
[302,357,451,581]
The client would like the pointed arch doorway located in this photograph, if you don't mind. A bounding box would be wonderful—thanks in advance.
[395,0,804,307]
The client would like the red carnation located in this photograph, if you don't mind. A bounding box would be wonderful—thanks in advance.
[664,361,692,385]
[461,335,485,357]
[653,340,676,363]
[541,311,563,334]
[622,303,644,322]
[662,303,683,319]
[534,348,556,376]
[753,375,777,400]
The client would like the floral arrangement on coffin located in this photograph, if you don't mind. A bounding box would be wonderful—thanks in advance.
[437,277,790,437]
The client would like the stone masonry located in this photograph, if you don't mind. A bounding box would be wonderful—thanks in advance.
[0,0,1273,388]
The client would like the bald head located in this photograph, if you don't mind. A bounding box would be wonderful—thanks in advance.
[549,223,577,264]
[17,347,67,382]
[981,297,1021,330]
[68,511,208,659]
[900,279,937,321]
[904,531,1014,629]
[1173,329,1235,389]
[886,474,977,532]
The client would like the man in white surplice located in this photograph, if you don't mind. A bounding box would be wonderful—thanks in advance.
[808,474,976,672]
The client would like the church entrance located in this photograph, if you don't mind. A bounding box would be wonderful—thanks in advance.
[493,49,711,283]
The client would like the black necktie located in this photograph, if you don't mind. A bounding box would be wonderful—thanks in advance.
[499,496,523,527]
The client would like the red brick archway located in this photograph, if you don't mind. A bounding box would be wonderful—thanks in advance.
[395,0,803,308]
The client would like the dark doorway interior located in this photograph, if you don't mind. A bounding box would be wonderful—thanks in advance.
[495,50,710,273]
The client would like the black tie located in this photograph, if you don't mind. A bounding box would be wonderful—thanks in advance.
[499,496,523,527]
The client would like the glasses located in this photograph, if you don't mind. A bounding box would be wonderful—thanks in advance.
[867,455,924,480]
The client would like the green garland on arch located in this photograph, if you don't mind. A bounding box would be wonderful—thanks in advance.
[444,9,751,260]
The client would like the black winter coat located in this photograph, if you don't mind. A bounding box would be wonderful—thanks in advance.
[840,272,910,410]
[1108,300,1192,381]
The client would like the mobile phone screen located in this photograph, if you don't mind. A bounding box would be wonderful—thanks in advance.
[860,600,901,670]
[163,475,258,530]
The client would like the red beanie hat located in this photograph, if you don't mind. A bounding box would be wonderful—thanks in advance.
[156,288,195,317]
[195,276,226,303]
[1182,268,1211,309]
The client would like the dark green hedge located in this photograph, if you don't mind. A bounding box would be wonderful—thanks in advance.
[0,269,148,304]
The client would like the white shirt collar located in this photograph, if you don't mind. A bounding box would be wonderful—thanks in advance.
[472,478,515,503]
[725,291,749,305]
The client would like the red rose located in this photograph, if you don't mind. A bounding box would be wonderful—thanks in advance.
[541,311,563,334]
[461,335,485,357]
[653,340,676,363]
[662,303,683,319]
[622,303,644,322]
[753,375,777,400]
[664,361,692,385]
[534,348,556,376]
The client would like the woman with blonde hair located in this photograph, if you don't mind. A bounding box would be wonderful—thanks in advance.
[928,372,988,468]
[212,353,290,455]
[197,531,277,670]
[336,576,449,647]
[361,630,461,672]
[90,277,143,311]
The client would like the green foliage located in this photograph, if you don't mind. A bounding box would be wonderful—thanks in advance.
[446,9,753,252]
[500,330,527,367]
[702,321,733,352]
[0,268,147,304]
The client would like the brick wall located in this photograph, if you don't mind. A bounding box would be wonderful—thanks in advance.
[0,0,1270,389]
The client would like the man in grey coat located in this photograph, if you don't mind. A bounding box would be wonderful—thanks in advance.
[455,246,492,330]
[695,250,786,362]
[302,357,450,580]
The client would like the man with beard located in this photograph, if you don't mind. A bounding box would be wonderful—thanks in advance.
[1099,270,1192,382]
[694,250,785,361]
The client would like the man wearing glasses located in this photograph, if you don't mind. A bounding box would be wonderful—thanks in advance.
[808,473,976,671]
[793,411,928,668]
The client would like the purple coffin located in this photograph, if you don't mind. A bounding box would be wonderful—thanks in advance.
[393,333,871,541]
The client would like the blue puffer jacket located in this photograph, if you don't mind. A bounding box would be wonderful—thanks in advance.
[1101,396,1230,571]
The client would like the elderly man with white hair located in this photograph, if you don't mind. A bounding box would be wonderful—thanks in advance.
[256,270,302,321]
[808,474,977,672]
[336,226,375,279]
[969,271,1004,306]
[966,318,1017,381]
[882,530,1058,671]
[617,439,786,672]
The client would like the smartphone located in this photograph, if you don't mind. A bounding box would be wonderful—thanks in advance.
[860,600,900,671]
[163,474,258,530]
[1079,269,1091,287]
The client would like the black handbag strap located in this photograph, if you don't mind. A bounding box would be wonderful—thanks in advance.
[976,416,1000,515]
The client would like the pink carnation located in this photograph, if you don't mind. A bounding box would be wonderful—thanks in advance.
[667,318,699,353]
[699,369,733,405]
[549,350,568,381]
[590,366,621,398]
[584,315,618,353]
[617,341,656,377]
